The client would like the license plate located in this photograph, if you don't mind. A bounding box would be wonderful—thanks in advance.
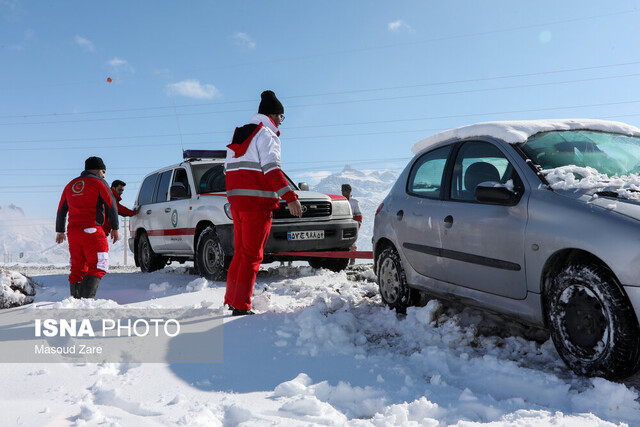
[287,230,325,241]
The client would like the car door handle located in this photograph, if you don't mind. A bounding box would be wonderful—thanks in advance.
[443,215,453,228]
[396,210,404,220]
[164,207,172,213]
[146,210,152,215]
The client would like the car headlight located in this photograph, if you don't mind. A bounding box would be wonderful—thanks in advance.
[332,199,352,217]
[224,203,233,220]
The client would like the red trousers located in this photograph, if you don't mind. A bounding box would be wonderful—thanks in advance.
[67,226,109,283]
[224,209,272,311]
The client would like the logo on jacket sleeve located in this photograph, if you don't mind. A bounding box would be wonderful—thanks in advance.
[72,181,85,194]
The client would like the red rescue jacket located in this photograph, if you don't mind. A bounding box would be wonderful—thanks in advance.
[224,114,298,211]
[102,188,136,235]
[56,171,119,233]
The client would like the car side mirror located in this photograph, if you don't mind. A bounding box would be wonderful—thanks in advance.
[474,182,520,206]
[298,182,309,191]
[170,183,188,200]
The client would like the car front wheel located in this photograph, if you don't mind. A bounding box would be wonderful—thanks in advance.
[196,226,227,281]
[377,245,419,314]
[546,264,640,379]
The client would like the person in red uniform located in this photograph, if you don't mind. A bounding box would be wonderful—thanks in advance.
[56,156,119,299]
[101,179,137,236]
[341,184,362,265]
[224,90,303,316]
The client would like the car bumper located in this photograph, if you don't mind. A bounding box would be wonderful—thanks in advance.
[215,219,359,260]
[265,218,358,255]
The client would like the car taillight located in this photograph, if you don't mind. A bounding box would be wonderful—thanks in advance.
[375,202,384,216]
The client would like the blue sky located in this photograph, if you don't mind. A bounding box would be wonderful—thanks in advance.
[2,1,640,221]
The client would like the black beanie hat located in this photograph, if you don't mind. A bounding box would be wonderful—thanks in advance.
[85,156,106,171]
[258,90,284,115]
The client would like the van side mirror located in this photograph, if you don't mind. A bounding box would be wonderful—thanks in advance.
[170,183,188,200]
[475,182,520,206]
[298,182,309,191]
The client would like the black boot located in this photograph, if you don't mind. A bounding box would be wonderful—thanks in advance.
[69,282,81,299]
[80,275,101,299]
[232,308,255,316]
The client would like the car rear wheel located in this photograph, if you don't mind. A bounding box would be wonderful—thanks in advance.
[137,232,166,272]
[196,226,227,281]
[546,264,640,379]
[377,246,419,314]
[308,258,349,272]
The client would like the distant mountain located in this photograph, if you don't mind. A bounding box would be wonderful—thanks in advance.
[312,165,399,198]
[312,166,399,251]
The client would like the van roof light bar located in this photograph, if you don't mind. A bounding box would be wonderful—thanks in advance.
[183,149,227,160]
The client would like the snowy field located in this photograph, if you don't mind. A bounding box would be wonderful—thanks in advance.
[3,166,640,425]
[1,263,640,426]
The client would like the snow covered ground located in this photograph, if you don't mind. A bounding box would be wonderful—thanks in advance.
[3,166,640,425]
[1,263,640,426]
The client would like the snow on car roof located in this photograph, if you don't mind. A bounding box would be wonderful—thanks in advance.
[411,119,640,154]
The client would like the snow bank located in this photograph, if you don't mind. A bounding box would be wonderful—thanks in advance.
[3,264,640,425]
[0,268,36,308]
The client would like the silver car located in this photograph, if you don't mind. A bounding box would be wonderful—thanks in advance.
[373,119,640,379]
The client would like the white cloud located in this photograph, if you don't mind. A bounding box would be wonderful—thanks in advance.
[166,79,221,100]
[109,57,127,67]
[388,20,413,32]
[108,57,134,73]
[75,35,95,52]
[232,32,256,49]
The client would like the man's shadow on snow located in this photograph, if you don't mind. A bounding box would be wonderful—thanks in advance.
[30,269,206,305]
[167,311,380,394]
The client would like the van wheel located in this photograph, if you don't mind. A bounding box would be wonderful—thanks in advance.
[196,226,227,281]
[546,264,640,379]
[308,258,349,272]
[137,232,166,272]
[377,246,419,314]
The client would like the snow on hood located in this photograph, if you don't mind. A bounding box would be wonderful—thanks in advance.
[543,166,640,221]
[411,119,640,154]
[543,166,640,200]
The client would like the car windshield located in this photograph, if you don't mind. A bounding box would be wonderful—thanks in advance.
[190,163,298,194]
[519,131,640,177]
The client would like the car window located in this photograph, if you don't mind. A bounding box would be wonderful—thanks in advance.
[137,173,158,206]
[172,168,191,198]
[192,164,226,194]
[153,170,173,203]
[450,141,520,202]
[407,145,451,198]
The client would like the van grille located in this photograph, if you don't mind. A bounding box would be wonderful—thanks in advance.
[273,201,332,219]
